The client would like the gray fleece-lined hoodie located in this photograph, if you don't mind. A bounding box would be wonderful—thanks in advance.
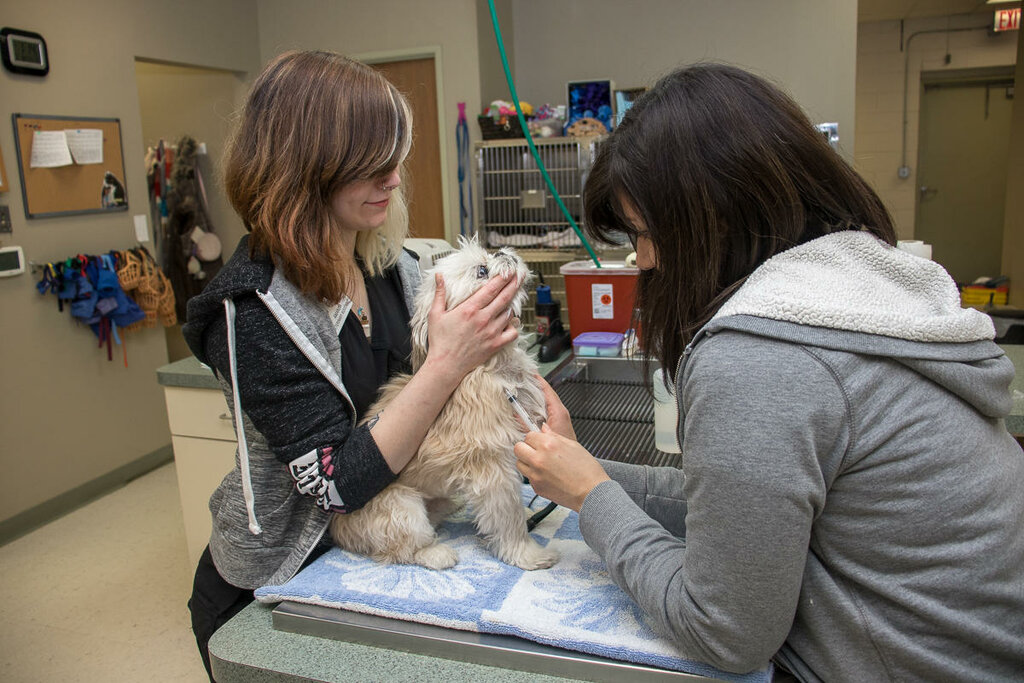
[578,231,1024,681]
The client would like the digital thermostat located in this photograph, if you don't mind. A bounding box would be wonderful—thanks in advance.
[0,246,26,277]
[1,28,49,77]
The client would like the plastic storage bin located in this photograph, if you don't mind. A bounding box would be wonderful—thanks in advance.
[560,260,639,336]
[573,332,624,357]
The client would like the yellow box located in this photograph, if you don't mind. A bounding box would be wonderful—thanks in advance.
[961,286,1008,308]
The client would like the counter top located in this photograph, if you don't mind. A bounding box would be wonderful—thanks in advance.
[156,355,221,390]
[156,335,573,392]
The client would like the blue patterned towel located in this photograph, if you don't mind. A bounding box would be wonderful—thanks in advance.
[255,486,771,682]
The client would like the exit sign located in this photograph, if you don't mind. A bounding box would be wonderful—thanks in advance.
[994,8,1020,32]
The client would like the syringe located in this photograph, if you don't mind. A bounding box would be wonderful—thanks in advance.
[504,387,540,432]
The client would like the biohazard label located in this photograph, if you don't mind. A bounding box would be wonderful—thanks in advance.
[592,283,614,319]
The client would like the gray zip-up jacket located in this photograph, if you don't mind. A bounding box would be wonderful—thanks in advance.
[183,236,421,589]
[579,231,1024,681]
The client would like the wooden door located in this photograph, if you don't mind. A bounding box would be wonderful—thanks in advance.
[371,57,445,240]
[915,80,1013,284]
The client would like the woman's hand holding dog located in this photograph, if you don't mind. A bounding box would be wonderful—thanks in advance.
[514,426,610,512]
[425,272,521,381]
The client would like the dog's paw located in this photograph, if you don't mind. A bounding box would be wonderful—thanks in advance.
[413,543,459,570]
[505,540,560,571]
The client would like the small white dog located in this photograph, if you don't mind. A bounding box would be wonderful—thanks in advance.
[328,237,559,571]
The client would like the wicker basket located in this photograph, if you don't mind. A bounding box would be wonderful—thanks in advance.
[117,249,143,291]
[156,272,177,326]
[133,252,163,310]
[478,115,525,140]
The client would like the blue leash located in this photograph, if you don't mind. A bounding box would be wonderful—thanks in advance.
[456,102,473,238]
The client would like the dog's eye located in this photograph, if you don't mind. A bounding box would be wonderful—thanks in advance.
[476,265,488,279]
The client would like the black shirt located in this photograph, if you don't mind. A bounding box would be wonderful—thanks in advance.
[340,261,413,420]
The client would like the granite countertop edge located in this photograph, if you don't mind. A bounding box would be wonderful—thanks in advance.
[157,333,572,392]
[157,355,221,390]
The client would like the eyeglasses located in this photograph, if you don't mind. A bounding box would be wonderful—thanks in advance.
[627,230,650,250]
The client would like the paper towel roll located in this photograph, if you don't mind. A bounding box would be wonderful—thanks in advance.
[896,240,932,260]
[652,368,682,453]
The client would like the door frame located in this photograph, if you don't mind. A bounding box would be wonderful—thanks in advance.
[355,46,452,243]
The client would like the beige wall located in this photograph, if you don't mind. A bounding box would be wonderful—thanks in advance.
[0,0,260,522]
[477,0,517,106]
[509,0,859,160]
[855,16,1018,238]
[1003,31,1023,306]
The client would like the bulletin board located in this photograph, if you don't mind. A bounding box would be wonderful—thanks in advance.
[11,113,128,218]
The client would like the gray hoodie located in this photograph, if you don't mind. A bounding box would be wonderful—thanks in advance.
[578,231,1024,681]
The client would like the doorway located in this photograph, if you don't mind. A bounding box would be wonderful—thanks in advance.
[134,59,248,362]
[367,56,447,240]
[914,68,1015,285]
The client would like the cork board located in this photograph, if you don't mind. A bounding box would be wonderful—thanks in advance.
[12,113,128,218]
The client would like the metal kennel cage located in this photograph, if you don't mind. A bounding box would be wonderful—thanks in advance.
[473,136,602,250]
[473,136,626,329]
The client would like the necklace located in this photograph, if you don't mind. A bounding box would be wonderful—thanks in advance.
[347,256,371,338]
[355,305,371,337]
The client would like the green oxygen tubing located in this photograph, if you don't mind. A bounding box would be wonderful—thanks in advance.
[486,0,601,267]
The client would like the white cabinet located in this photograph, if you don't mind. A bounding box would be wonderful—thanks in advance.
[163,385,237,568]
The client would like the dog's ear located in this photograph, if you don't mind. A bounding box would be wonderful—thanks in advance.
[408,269,435,370]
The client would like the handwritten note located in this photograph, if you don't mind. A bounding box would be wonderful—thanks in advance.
[65,129,104,164]
[30,131,73,168]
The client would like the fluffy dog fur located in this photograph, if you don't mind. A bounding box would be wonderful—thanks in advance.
[328,238,559,571]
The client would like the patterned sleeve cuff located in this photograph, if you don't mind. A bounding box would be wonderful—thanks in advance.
[287,447,349,513]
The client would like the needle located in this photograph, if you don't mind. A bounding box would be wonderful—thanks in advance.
[505,387,558,530]
[504,388,540,432]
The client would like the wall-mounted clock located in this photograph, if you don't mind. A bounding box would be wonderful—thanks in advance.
[1,28,49,77]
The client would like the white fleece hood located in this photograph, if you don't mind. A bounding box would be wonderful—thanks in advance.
[712,231,994,343]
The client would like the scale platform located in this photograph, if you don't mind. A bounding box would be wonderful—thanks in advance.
[272,601,723,682]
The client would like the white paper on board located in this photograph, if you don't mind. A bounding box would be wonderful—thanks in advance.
[64,129,104,164]
[30,131,73,168]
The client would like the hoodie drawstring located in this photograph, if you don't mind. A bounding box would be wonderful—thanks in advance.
[224,298,263,535]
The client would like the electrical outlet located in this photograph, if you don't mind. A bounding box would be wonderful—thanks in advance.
[0,206,11,233]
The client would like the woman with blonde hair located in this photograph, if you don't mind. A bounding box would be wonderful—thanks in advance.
[183,50,521,679]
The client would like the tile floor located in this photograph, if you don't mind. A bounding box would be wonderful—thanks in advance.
[0,462,210,682]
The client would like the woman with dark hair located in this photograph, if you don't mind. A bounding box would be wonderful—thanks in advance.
[182,51,522,679]
[514,63,1024,681]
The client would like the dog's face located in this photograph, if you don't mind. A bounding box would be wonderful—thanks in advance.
[409,236,532,367]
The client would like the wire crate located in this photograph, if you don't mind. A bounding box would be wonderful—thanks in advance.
[474,136,630,333]
[474,136,608,250]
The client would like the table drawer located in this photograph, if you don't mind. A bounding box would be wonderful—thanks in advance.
[164,386,237,441]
